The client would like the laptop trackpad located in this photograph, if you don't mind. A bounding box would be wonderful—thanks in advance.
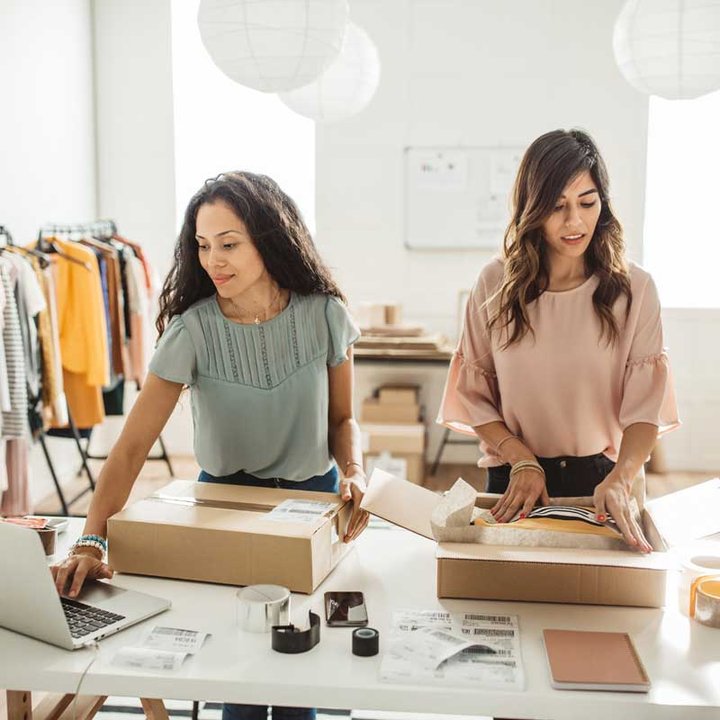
[76,580,127,606]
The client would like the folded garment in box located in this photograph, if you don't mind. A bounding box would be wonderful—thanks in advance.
[430,478,629,551]
[361,469,683,607]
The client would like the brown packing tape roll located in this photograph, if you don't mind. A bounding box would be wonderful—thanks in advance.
[689,575,720,628]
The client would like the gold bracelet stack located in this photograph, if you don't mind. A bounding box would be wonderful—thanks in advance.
[494,435,518,455]
[509,460,545,479]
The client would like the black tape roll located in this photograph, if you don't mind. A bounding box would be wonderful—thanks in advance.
[272,611,321,654]
[352,627,379,656]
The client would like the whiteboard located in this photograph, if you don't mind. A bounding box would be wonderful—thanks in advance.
[404,146,524,250]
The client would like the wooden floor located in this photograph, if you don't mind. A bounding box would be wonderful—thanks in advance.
[34,455,712,516]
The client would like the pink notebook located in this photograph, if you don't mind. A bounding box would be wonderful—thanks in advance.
[543,629,650,692]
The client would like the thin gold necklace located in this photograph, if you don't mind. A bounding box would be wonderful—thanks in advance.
[230,286,282,325]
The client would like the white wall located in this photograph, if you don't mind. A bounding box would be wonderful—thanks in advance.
[171,0,316,238]
[0,0,96,242]
[0,0,98,504]
[92,0,177,281]
[316,0,648,341]
[661,310,720,472]
[316,0,652,463]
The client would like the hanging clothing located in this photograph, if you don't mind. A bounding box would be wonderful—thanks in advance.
[31,258,68,427]
[1,438,30,516]
[0,260,29,439]
[126,253,151,385]
[3,251,47,435]
[80,238,126,377]
[49,238,109,428]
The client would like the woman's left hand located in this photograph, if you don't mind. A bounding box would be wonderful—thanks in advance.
[340,469,370,542]
[593,472,652,553]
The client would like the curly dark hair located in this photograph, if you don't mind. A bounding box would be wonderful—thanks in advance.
[488,129,632,348]
[156,171,345,336]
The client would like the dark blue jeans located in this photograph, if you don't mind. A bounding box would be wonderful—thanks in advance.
[487,452,615,496]
[199,465,339,720]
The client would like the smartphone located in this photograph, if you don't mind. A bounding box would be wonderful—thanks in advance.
[324,591,368,627]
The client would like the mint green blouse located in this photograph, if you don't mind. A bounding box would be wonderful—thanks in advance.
[149,293,359,480]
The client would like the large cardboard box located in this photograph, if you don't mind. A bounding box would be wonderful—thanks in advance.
[108,480,352,593]
[361,398,420,423]
[361,470,720,608]
[361,423,426,484]
[378,385,419,405]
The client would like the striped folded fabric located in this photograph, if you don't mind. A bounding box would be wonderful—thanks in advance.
[474,505,622,539]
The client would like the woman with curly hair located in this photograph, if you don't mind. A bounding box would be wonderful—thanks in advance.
[52,171,369,720]
[439,129,679,551]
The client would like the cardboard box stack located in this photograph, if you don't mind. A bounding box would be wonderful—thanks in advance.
[360,384,426,485]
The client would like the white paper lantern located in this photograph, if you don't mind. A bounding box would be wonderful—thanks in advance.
[613,0,720,100]
[197,0,349,93]
[279,22,380,122]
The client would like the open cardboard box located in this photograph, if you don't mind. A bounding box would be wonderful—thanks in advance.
[361,470,720,608]
[108,480,352,593]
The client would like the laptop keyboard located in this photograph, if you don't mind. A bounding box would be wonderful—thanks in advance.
[61,597,126,639]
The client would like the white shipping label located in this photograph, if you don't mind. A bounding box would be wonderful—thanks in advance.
[266,499,336,525]
[111,647,187,672]
[142,626,210,653]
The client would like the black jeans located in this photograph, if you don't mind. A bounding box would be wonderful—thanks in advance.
[487,452,615,497]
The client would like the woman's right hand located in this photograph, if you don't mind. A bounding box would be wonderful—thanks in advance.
[491,468,550,523]
[51,549,113,598]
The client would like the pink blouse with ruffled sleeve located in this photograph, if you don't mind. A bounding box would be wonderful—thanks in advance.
[438,258,680,466]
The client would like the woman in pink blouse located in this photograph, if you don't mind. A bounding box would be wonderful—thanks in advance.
[439,129,679,552]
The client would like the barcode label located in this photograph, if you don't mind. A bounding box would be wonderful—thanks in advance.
[464,614,513,624]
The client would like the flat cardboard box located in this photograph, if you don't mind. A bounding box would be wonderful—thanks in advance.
[361,398,420,423]
[365,452,424,485]
[361,422,425,454]
[361,470,720,608]
[378,385,419,405]
[108,480,352,593]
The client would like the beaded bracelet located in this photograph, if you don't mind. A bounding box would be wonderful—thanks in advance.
[70,534,108,557]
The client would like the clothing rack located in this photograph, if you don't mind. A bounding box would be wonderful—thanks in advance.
[43,220,175,480]
[39,401,97,516]
[0,223,96,516]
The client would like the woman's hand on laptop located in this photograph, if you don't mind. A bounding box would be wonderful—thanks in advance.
[51,549,113,598]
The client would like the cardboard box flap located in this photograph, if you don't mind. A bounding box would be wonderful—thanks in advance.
[155,479,345,510]
[114,479,346,538]
[436,542,675,570]
[362,469,441,539]
[114,498,328,538]
[645,477,720,547]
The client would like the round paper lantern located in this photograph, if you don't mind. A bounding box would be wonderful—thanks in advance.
[613,0,720,100]
[279,22,380,122]
[197,0,349,93]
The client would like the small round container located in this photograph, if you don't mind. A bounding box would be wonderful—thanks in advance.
[35,526,57,556]
[236,584,291,633]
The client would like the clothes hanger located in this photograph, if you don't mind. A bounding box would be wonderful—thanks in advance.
[38,226,92,270]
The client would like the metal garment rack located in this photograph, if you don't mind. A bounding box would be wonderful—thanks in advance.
[39,221,174,507]
[79,379,175,478]
[0,224,94,515]
[429,426,478,476]
[40,402,97,517]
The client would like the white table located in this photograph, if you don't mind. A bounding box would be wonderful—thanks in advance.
[2,519,719,720]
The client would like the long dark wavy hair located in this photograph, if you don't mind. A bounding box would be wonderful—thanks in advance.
[487,129,632,348]
[157,171,345,336]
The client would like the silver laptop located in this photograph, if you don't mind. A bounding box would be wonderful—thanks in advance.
[0,521,171,650]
